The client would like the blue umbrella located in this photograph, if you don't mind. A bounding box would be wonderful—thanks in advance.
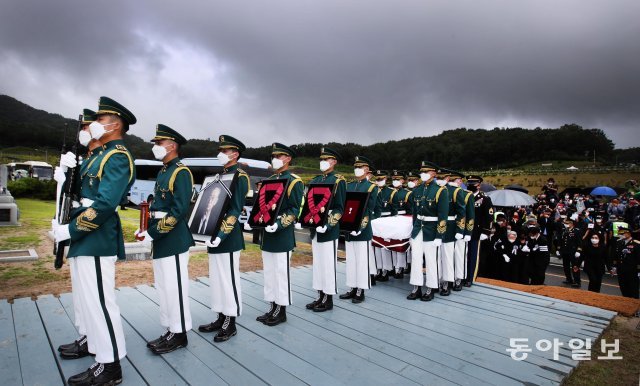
[590,186,617,196]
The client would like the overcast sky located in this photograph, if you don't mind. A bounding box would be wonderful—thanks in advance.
[1,0,638,148]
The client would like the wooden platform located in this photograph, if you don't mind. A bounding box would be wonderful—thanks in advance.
[0,263,616,385]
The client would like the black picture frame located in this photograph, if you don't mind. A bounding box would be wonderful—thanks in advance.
[299,183,335,228]
[339,191,371,233]
[247,178,289,228]
[188,172,238,242]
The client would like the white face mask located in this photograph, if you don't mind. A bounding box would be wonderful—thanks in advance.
[407,181,416,189]
[217,152,231,165]
[152,145,168,160]
[354,168,365,177]
[436,179,446,186]
[420,173,430,182]
[319,160,331,172]
[88,121,116,140]
[508,237,517,243]
[271,157,284,170]
[78,130,92,147]
[376,180,386,187]
[392,180,401,188]
[590,238,599,245]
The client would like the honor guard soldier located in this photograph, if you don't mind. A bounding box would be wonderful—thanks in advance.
[558,217,583,287]
[52,96,136,386]
[463,174,493,287]
[404,171,420,272]
[373,170,396,281]
[306,147,346,312]
[613,226,640,298]
[135,125,194,353]
[390,170,412,278]
[257,143,304,326]
[340,156,378,303]
[438,169,466,295]
[407,162,449,301]
[199,135,249,341]
[449,170,474,291]
[54,108,101,360]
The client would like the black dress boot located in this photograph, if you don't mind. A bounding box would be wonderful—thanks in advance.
[377,270,389,282]
[199,313,225,333]
[306,290,323,309]
[439,282,451,296]
[420,287,435,301]
[68,361,122,386]
[462,279,472,288]
[370,274,377,286]
[60,335,92,359]
[58,335,86,352]
[147,329,170,348]
[150,331,188,354]
[452,279,463,291]
[256,302,276,323]
[214,316,237,342]
[313,294,333,312]
[407,286,422,300]
[265,305,287,326]
[339,288,357,299]
[394,268,404,279]
[352,288,365,303]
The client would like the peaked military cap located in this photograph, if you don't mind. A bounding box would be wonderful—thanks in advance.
[272,142,296,157]
[96,96,136,126]
[353,155,373,168]
[419,161,439,172]
[391,170,405,179]
[466,174,484,183]
[81,109,96,124]
[617,225,630,233]
[374,169,388,178]
[151,124,187,145]
[406,171,420,180]
[447,169,464,179]
[218,134,246,153]
[320,146,341,161]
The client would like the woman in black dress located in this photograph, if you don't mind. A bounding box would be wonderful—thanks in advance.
[581,233,608,293]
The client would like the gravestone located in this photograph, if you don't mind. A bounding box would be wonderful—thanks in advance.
[0,165,20,225]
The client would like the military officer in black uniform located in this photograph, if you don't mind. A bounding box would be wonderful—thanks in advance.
[613,226,640,298]
[558,217,583,287]
[463,175,493,287]
[53,96,136,386]
[522,224,550,285]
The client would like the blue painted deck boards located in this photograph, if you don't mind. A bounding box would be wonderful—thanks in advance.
[0,263,615,386]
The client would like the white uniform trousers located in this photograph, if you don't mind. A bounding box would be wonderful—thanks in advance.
[439,242,455,283]
[392,251,408,271]
[408,232,439,288]
[381,248,394,271]
[70,258,96,354]
[454,240,468,280]
[208,251,242,317]
[311,237,338,295]
[262,251,292,306]
[371,246,383,272]
[75,256,126,364]
[406,248,412,264]
[153,252,192,333]
[345,240,371,290]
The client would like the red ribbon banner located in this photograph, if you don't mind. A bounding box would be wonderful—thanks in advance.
[304,187,331,225]
[253,182,285,224]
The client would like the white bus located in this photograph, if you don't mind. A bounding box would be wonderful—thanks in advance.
[6,161,53,180]
[130,157,272,222]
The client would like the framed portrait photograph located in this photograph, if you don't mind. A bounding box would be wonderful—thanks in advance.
[247,178,289,228]
[339,191,371,233]
[299,183,334,228]
[188,172,238,242]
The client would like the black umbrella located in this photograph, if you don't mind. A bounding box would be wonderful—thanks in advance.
[504,184,528,194]
[480,182,496,192]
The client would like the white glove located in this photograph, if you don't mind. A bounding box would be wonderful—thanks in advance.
[134,228,141,238]
[59,151,77,169]
[51,219,58,233]
[479,233,489,241]
[244,222,252,231]
[294,223,303,230]
[316,225,327,233]
[503,254,510,263]
[463,235,471,242]
[580,261,584,268]
[532,245,539,251]
[455,233,464,240]
[433,238,442,247]
[205,237,221,248]
[574,252,581,258]
[54,224,71,242]
[53,166,66,184]
[521,245,531,253]
[350,230,361,236]
[265,223,278,233]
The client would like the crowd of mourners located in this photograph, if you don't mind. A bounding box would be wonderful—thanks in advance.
[479,178,640,298]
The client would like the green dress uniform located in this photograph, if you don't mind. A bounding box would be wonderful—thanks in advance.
[393,188,412,215]
[408,162,449,297]
[142,124,195,351]
[438,169,467,293]
[306,147,347,310]
[260,169,304,252]
[454,180,474,288]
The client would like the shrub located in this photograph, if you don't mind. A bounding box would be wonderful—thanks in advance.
[7,178,56,200]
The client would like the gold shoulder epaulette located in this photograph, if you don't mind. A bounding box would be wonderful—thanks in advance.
[97,148,133,182]
[169,166,194,193]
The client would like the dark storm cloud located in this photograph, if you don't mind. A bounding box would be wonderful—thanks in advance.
[1,0,638,147]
